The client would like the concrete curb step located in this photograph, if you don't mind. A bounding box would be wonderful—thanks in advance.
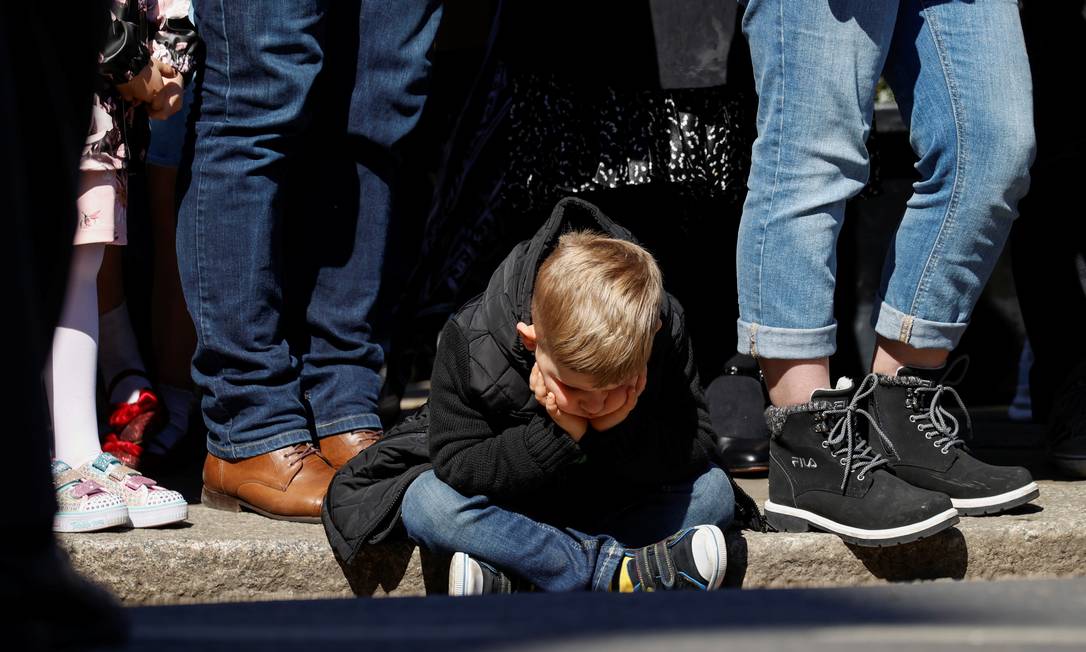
[58,480,1086,605]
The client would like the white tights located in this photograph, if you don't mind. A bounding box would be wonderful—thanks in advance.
[45,243,106,469]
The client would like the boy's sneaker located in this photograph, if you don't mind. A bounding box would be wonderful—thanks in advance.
[617,525,727,592]
[77,453,188,528]
[448,552,533,595]
[764,376,959,546]
[52,461,128,533]
[868,366,1039,516]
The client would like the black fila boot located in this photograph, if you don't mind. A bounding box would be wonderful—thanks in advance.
[868,364,1039,516]
[764,375,959,546]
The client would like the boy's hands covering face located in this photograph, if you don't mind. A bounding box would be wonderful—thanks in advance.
[588,370,647,432]
[530,363,588,441]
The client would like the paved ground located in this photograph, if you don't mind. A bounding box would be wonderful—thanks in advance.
[57,410,1086,605]
[98,577,1086,651]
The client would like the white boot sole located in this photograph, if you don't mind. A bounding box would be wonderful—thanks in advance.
[765,500,960,547]
[951,482,1039,516]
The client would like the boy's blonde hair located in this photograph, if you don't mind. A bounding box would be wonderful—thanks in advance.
[531,231,663,387]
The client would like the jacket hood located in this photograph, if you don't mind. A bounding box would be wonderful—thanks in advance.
[480,197,640,370]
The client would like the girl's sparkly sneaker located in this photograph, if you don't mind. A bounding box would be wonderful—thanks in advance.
[52,461,128,533]
[78,453,188,528]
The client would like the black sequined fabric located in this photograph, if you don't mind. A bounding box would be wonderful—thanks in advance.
[503,71,754,220]
[399,63,755,345]
[391,63,756,385]
[408,65,754,322]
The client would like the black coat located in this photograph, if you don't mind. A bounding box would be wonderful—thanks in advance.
[323,407,431,564]
[322,198,763,567]
[426,197,716,523]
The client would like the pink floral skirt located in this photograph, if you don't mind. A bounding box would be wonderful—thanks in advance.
[75,169,127,246]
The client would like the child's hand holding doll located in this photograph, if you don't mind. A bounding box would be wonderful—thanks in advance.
[116,59,183,120]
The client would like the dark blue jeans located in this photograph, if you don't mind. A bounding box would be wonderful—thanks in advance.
[402,466,736,592]
[178,0,442,460]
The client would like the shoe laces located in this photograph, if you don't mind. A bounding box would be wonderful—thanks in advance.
[821,374,891,491]
[908,358,972,454]
[284,443,321,467]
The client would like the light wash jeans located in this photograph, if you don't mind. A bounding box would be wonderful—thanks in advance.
[736,0,1035,359]
[401,467,735,592]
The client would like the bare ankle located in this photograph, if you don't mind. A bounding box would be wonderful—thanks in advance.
[871,336,949,376]
[760,358,832,407]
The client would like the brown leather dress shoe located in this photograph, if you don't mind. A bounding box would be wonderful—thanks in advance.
[319,429,383,468]
[201,443,335,523]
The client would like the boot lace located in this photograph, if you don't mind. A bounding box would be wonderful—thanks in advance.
[907,357,973,454]
[284,443,321,467]
[820,374,891,490]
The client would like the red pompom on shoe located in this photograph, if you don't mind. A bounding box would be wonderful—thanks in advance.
[103,389,165,469]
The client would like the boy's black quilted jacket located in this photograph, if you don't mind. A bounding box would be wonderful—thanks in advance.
[323,198,763,567]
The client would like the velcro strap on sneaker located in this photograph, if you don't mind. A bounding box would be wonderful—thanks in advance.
[634,542,676,591]
[654,541,676,588]
[72,480,107,498]
[635,549,654,591]
[54,467,86,491]
[124,474,157,491]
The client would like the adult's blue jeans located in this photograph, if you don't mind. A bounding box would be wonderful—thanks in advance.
[735,0,1035,359]
[401,467,735,592]
[177,0,442,460]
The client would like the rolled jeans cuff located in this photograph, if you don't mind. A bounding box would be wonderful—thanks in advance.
[871,299,966,351]
[590,538,627,592]
[206,427,313,461]
[314,412,384,438]
[736,319,837,360]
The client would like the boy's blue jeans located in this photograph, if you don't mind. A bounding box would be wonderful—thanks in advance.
[736,0,1035,358]
[402,466,735,592]
[177,0,442,460]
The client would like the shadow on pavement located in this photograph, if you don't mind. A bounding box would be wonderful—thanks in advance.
[101,578,1086,652]
[846,527,967,582]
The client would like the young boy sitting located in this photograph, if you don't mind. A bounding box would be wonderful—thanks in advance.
[401,198,735,594]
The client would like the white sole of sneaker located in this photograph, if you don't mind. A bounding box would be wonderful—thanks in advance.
[448,551,480,596]
[951,482,1039,516]
[54,506,129,533]
[127,502,189,528]
[692,525,728,590]
[764,500,960,546]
